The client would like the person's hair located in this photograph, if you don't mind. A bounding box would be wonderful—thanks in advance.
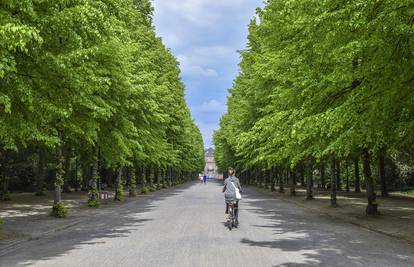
[228,167,235,176]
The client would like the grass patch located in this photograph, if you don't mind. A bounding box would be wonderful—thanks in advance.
[50,202,69,218]
[87,199,100,208]
[141,186,149,194]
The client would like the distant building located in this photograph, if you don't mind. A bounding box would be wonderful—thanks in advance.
[204,148,222,179]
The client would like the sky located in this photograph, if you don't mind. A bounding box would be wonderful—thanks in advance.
[152,0,262,148]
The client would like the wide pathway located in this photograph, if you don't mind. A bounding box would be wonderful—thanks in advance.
[1,180,414,267]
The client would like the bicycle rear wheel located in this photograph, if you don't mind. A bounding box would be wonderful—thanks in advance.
[228,206,233,230]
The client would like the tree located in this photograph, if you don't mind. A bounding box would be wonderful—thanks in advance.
[214,0,414,215]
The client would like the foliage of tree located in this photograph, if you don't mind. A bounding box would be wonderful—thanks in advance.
[0,0,204,215]
[214,0,414,215]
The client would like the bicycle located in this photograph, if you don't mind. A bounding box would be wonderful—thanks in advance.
[227,202,238,230]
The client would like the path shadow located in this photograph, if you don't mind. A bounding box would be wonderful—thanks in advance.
[239,186,414,267]
[0,183,195,266]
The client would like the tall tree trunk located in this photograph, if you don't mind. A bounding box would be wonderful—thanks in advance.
[1,174,10,201]
[336,160,342,191]
[299,165,305,187]
[144,167,149,187]
[114,167,123,201]
[81,153,89,191]
[138,167,144,186]
[129,167,137,197]
[63,147,71,193]
[345,161,350,192]
[260,170,264,187]
[140,167,148,193]
[363,149,379,215]
[279,169,285,193]
[88,147,99,203]
[271,167,276,191]
[54,131,64,204]
[97,147,102,191]
[306,163,314,200]
[290,169,296,196]
[167,167,172,187]
[148,167,154,188]
[163,169,168,188]
[156,168,161,189]
[354,158,361,193]
[51,131,67,217]
[35,149,46,196]
[0,150,11,201]
[74,157,79,192]
[330,158,337,207]
[379,149,388,197]
[320,163,326,189]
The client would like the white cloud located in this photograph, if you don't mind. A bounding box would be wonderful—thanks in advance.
[153,0,251,29]
[177,54,218,77]
[152,0,263,148]
[152,0,261,50]
[176,46,237,77]
[199,99,226,113]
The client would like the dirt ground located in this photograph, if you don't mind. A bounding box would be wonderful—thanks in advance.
[258,186,414,244]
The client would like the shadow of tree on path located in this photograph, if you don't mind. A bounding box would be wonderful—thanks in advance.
[240,186,414,267]
[0,183,195,267]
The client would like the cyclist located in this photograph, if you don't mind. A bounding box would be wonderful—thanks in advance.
[223,167,242,224]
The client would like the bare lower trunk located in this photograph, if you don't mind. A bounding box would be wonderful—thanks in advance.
[336,160,342,191]
[114,167,123,201]
[36,149,46,196]
[148,167,154,188]
[81,153,90,191]
[363,149,379,215]
[247,169,252,185]
[320,163,326,189]
[299,165,305,187]
[144,167,150,187]
[88,148,99,202]
[270,168,276,191]
[354,158,361,193]
[290,170,296,196]
[345,161,350,192]
[156,169,161,189]
[63,147,71,193]
[167,167,172,186]
[0,150,11,201]
[379,149,388,197]
[54,132,65,204]
[129,167,137,197]
[330,158,337,207]
[1,177,10,201]
[279,169,285,193]
[306,164,313,200]
[74,157,79,192]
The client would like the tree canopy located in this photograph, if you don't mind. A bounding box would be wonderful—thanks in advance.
[0,0,205,212]
[214,0,414,214]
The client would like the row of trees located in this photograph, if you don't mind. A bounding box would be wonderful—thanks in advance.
[0,0,205,216]
[214,0,414,215]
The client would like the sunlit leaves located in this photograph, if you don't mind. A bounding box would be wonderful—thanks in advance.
[0,0,204,173]
[214,0,414,171]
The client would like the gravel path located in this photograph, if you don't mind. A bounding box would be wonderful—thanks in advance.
[1,180,413,267]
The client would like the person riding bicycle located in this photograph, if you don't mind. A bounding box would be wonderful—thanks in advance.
[223,167,242,224]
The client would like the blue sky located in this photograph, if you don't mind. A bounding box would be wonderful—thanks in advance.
[152,0,262,148]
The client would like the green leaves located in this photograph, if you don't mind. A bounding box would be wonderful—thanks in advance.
[215,0,414,172]
[0,0,204,173]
